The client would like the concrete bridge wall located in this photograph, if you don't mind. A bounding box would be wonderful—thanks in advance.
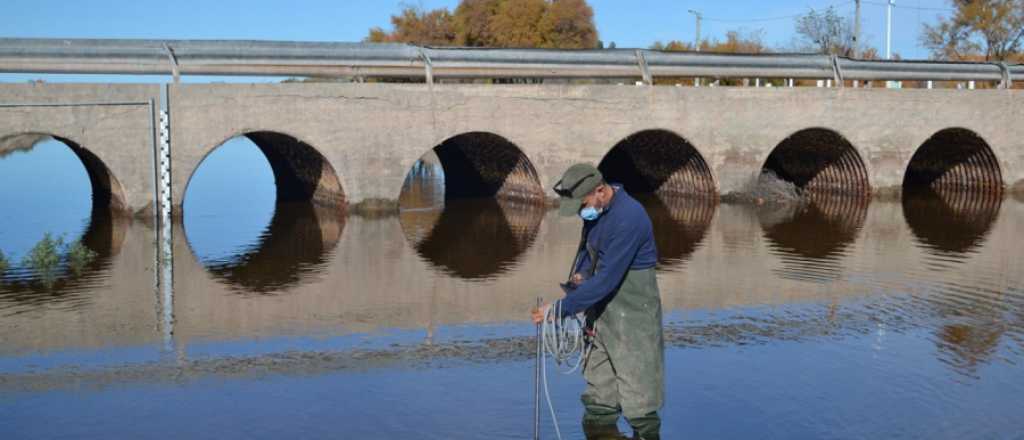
[0,83,161,214]
[2,83,1023,214]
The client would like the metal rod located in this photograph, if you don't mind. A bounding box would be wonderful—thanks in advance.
[0,101,151,107]
[534,297,542,440]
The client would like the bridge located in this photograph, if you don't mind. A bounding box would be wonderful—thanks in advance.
[1,39,1022,218]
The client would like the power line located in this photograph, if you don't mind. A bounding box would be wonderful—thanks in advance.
[702,0,855,23]
[861,0,955,12]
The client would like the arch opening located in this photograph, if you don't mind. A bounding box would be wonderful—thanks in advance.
[0,134,128,297]
[599,130,716,199]
[0,133,127,212]
[903,128,1003,194]
[183,133,343,293]
[244,131,346,208]
[431,132,544,202]
[762,128,870,197]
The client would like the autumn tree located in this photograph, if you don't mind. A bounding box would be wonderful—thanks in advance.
[454,0,501,46]
[366,7,456,45]
[537,0,598,48]
[487,0,548,47]
[651,29,766,54]
[921,0,1024,61]
[366,0,598,49]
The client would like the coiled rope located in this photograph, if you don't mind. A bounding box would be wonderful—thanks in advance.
[539,299,589,440]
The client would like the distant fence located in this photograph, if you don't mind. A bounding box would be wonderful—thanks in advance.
[1,38,1021,86]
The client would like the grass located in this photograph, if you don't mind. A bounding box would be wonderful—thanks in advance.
[0,249,8,275]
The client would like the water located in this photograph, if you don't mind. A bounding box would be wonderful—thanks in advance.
[2,140,1023,439]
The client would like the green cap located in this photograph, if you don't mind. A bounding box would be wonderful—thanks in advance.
[553,163,603,217]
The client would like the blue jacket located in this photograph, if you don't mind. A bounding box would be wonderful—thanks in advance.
[559,185,657,316]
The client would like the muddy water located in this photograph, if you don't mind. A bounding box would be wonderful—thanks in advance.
[2,147,1024,439]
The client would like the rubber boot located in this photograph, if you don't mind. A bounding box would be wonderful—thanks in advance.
[581,402,621,439]
[627,412,660,440]
[582,422,628,440]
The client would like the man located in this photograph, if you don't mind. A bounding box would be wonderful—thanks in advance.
[532,163,664,440]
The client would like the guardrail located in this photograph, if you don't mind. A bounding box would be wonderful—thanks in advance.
[1,38,1020,86]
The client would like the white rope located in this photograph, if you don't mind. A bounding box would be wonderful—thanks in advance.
[539,299,589,440]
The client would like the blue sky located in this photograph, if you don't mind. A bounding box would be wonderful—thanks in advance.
[2,0,955,82]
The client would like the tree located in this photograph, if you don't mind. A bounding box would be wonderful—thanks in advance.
[366,6,456,46]
[487,0,548,47]
[651,29,766,54]
[650,40,694,51]
[537,0,598,49]
[921,0,1024,61]
[794,6,856,56]
[367,0,599,49]
[454,0,502,46]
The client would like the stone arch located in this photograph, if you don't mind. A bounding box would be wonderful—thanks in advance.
[184,130,346,211]
[0,132,128,212]
[762,128,870,197]
[903,128,1003,193]
[599,129,717,198]
[431,132,544,202]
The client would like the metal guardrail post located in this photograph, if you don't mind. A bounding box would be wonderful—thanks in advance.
[635,50,652,86]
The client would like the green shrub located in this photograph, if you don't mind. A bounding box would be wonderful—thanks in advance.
[23,233,63,287]
[65,240,97,276]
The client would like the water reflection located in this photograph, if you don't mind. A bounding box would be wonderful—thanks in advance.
[0,207,129,314]
[903,188,1001,260]
[759,196,868,282]
[400,198,545,280]
[196,202,344,294]
[634,193,715,270]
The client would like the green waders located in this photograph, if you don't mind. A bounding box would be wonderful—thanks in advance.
[580,267,664,440]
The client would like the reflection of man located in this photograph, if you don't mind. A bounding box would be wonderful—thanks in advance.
[531,163,664,440]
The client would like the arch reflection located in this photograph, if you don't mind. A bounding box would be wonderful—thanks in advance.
[633,193,715,270]
[0,206,130,312]
[903,188,1001,258]
[201,202,344,294]
[400,198,544,281]
[759,196,868,283]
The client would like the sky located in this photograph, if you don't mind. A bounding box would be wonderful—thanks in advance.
[2,0,957,83]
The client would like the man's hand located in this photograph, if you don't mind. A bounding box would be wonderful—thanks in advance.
[531,303,551,324]
[571,273,584,286]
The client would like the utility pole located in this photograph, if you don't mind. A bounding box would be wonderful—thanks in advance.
[688,9,702,52]
[688,9,702,87]
[853,0,861,58]
[885,0,894,60]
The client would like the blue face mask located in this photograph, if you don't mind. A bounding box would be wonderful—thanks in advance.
[579,206,602,221]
